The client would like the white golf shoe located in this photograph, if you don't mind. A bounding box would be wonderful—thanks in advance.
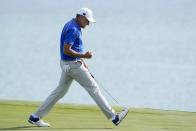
[112,108,129,126]
[28,114,50,127]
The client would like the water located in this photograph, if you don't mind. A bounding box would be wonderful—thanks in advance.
[0,0,196,112]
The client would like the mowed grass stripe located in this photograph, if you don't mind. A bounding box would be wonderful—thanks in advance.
[0,100,196,131]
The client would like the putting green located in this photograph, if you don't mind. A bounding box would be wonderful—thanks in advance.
[0,100,195,131]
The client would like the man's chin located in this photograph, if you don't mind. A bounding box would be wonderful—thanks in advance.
[81,25,87,28]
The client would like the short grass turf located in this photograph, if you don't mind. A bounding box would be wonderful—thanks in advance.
[0,100,196,131]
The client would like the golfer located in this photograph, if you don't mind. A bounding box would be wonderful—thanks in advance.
[28,8,128,127]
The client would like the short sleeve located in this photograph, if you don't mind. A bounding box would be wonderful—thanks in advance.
[63,28,77,45]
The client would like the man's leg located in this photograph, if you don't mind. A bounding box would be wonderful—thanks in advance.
[70,62,115,119]
[28,61,73,127]
[35,71,73,118]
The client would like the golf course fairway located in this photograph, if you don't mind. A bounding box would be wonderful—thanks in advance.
[0,100,195,131]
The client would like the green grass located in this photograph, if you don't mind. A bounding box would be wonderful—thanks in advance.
[0,100,196,131]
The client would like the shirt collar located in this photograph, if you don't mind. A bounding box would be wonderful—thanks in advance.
[72,18,81,31]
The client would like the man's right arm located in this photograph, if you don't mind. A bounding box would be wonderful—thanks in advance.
[63,44,93,59]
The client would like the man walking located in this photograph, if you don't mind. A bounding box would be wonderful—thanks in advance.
[28,8,128,127]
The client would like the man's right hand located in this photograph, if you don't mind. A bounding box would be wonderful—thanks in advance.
[84,51,93,59]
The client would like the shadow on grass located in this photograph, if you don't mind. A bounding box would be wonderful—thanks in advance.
[0,126,113,130]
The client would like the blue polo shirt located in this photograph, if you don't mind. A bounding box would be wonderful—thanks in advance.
[60,18,83,61]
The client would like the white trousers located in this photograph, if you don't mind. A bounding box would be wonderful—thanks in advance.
[35,60,115,119]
